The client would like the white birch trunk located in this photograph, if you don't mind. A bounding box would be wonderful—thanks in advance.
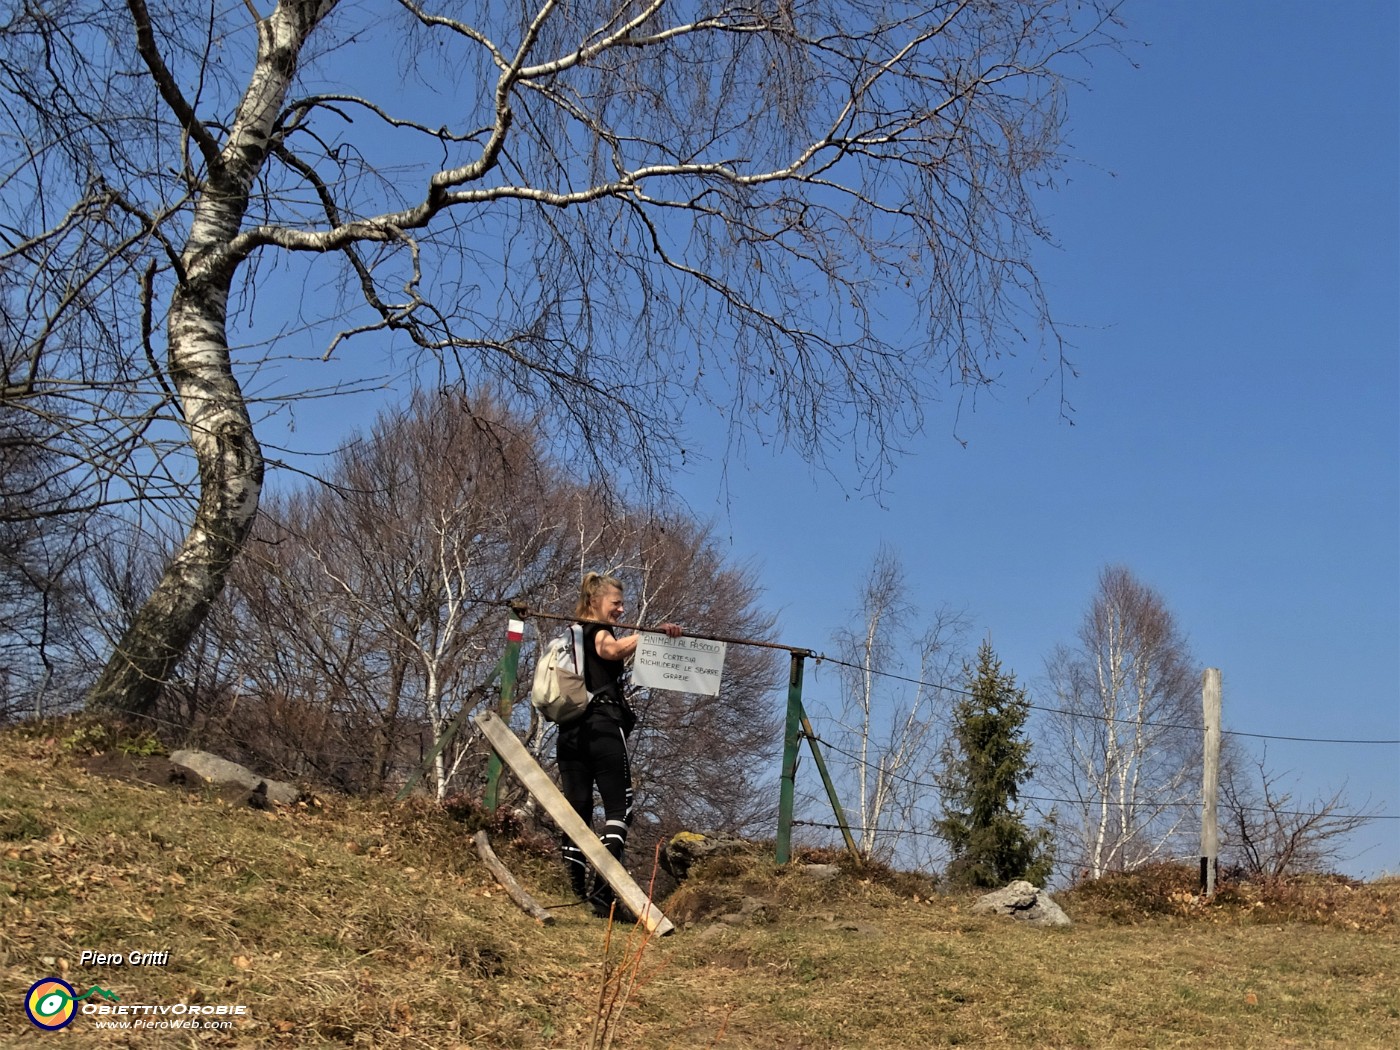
[88,1,336,715]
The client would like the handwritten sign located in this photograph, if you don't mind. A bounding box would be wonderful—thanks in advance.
[632,633,727,697]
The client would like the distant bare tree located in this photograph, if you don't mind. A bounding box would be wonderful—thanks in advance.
[1041,566,1202,879]
[827,545,969,865]
[0,1,1121,718]
[0,397,93,717]
[1220,750,1380,881]
[202,392,782,825]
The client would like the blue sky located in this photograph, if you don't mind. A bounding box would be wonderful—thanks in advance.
[264,1,1398,876]
[663,1,1400,876]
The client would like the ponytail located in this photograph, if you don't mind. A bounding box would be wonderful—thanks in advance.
[575,572,624,619]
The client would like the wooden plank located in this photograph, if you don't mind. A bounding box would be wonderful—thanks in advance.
[473,710,675,936]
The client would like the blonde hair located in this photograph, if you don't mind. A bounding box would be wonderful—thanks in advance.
[575,572,624,620]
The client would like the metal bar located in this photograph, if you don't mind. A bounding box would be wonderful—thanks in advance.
[483,618,525,813]
[775,652,806,864]
[517,604,818,657]
[798,700,861,862]
[475,710,675,936]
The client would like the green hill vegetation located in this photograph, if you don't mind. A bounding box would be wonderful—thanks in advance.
[3,718,1396,1048]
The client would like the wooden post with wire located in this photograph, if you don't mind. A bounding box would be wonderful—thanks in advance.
[1200,667,1222,897]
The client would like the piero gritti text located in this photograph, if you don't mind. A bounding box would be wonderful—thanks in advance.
[80,950,171,967]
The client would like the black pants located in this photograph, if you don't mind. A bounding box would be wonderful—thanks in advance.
[557,711,632,900]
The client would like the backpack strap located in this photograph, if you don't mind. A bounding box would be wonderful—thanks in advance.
[569,624,592,699]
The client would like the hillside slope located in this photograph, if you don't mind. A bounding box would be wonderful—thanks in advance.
[2,721,1396,1048]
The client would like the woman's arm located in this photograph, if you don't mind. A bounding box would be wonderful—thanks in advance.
[594,622,683,661]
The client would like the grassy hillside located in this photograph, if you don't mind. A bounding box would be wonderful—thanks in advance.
[2,719,1396,1048]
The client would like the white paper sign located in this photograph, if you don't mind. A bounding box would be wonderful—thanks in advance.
[632,633,727,696]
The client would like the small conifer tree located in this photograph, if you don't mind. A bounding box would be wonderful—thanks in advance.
[935,642,1054,888]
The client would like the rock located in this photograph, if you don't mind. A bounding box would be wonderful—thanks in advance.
[718,896,770,926]
[799,863,841,881]
[971,880,1072,927]
[169,750,302,806]
[660,830,755,881]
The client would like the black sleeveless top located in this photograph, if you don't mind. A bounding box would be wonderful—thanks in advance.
[580,622,635,733]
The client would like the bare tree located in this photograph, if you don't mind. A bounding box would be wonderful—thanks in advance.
[0,397,94,717]
[216,390,569,793]
[1041,566,1202,879]
[827,544,969,864]
[594,512,784,837]
[201,391,782,824]
[0,1,1121,717]
[1220,749,1379,882]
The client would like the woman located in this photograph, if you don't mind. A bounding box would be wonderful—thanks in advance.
[558,572,682,917]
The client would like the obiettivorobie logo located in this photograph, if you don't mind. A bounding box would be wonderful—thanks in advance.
[24,977,120,1031]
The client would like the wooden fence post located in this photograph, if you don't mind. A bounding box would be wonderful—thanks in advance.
[1200,667,1222,897]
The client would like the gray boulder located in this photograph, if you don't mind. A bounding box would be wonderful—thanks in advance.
[971,880,1071,927]
[169,749,302,806]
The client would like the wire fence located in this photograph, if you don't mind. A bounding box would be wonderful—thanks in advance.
[494,605,1400,837]
[795,716,1397,823]
[808,653,1400,747]
[52,598,1397,844]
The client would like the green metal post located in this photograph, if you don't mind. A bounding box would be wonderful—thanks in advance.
[483,618,525,813]
[799,701,861,862]
[394,659,503,802]
[775,651,805,864]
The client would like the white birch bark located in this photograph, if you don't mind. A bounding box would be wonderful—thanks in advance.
[1044,567,1203,880]
[89,1,338,714]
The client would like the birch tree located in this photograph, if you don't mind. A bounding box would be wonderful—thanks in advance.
[1,1,1122,717]
[1041,566,1202,879]
[200,391,781,815]
[830,545,968,863]
[220,391,568,793]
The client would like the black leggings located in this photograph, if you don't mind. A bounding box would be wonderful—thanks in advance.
[557,717,633,894]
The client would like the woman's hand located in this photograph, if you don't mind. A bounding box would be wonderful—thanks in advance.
[597,622,685,660]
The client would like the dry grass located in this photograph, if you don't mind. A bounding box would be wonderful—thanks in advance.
[2,718,1397,1048]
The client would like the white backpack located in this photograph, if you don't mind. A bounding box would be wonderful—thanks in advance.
[530,625,591,724]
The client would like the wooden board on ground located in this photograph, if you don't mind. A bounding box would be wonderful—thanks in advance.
[473,710,675,936]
